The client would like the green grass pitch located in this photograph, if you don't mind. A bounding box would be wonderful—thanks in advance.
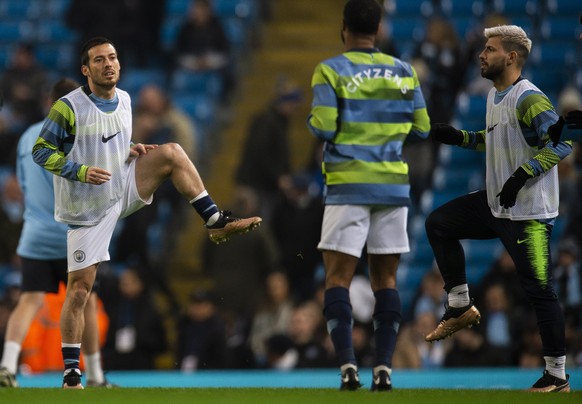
[0,388,579,404]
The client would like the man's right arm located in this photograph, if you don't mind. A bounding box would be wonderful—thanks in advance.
[32,99,88,182]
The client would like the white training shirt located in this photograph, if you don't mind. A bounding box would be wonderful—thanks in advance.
[485,79,559,221]
[54,87,133,225]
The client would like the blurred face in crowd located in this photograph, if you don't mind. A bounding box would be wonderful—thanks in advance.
[479,36,509,81]
[82,43,120,93]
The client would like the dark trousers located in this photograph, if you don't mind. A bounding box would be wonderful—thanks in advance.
[425,190,565,357]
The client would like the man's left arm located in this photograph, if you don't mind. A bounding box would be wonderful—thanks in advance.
[497,91,572,208]
[307,63,338,142]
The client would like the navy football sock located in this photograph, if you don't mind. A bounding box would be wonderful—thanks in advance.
[324,287,356,366]
[62,345,81,373]
[373,288,401,368]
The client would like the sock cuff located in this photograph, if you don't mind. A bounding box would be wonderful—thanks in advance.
[190,190,209,204]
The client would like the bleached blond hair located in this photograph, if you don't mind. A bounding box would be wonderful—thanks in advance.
[484,25,532,65]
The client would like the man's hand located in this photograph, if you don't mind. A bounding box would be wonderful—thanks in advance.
[548,116,565,147]
[129,143,158,158]
[496,167,531,209]
[430,123,463,146]
[565,110,582,130]
[85,167,111,185]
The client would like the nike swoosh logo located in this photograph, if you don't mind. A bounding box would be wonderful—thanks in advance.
[102,132,120,143]
[487,123,499,133]
[517,239,528,244]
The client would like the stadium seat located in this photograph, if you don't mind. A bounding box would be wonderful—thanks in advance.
[160,16,183,52]
[213,0,258,23]
[439,0,484,18]
[165,0,190,18]
[36,20,78,43]
[119,69,168,99]
[0,0,41,20]
[388,16,425,42]
[0,21,36,44]
[540,17,581,41]
[391,0,433,17]
[170,69,223,100]
[544,0,582,15]
[42,0,71,19]
[35,43,75,73]
[222,17,248,52]
[491,0,537,16]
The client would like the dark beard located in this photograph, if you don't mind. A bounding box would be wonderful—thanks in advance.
[481,63,504,81]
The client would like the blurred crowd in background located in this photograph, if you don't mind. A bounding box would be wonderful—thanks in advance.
[0,0,581,373]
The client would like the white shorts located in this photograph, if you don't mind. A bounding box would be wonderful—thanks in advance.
[318,204,409,258]
[67,160,152,272]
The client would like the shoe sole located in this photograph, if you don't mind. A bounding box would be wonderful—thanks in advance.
[62,384,84,389]
[527,383,571,393]
[425,306,481,342]
[208,217,262,244]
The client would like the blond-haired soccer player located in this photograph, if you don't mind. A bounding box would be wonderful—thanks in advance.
[425,25,571,392]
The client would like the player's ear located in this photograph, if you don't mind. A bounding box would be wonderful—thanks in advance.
[81,65,89,77]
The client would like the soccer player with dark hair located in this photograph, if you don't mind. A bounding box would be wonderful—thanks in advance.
[32,36,261,388]
[425,25,572,392]
[0,78,112,388]
[307,0,430,391]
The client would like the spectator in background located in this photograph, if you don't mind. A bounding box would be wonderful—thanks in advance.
[0,175,23,271]
[99,267,167,370]
[393,311,447,369]
[270,173,323,301]
[176,289,227,371]
[236,77,303,223]
[0,44,48,156]
[478,283,522,366]
[286,301,333,369]
[114,85,198,306]
[174,0,234,99]
[410,268,446,322]
[201,187,280,368]
[552,239,581,329]
[248,271,295,366]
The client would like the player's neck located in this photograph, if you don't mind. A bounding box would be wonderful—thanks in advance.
[87,82,116,100]
[493,70,522,92]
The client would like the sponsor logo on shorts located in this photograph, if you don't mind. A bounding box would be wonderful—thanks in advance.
[73,250,86,263]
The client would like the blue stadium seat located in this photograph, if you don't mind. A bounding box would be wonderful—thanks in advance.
[540,17,581,41]
[42,0,71,19]
[491,0,537,16]
[455,93,487,121]
[160,16,183,52]
[440,0,484,18]
[165,0,190,18]
[213,0,258,23]
[544,0,582,15]
[388,16,425,42]
[391,0,433,17]
[36,20,78,43]
[0,21,36,43]
[222,17,248,51]
[119,69,168,99]
[35,43,75,73]
[0,0,41,20]
[170,69,223,100]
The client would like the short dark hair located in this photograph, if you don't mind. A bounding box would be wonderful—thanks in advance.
[80,36,115,66]
[50,78,80,103]
[343,0,382,35]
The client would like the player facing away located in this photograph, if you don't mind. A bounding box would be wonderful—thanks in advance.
[425,25,572,392]
[32,37,261,388]
[307,0,430,391]
[0,78,112,388]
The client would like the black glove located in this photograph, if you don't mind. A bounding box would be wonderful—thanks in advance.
[548,116,565,147]
[565,110,582,130]
[496,167,531,209]
[430,123,463,146]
